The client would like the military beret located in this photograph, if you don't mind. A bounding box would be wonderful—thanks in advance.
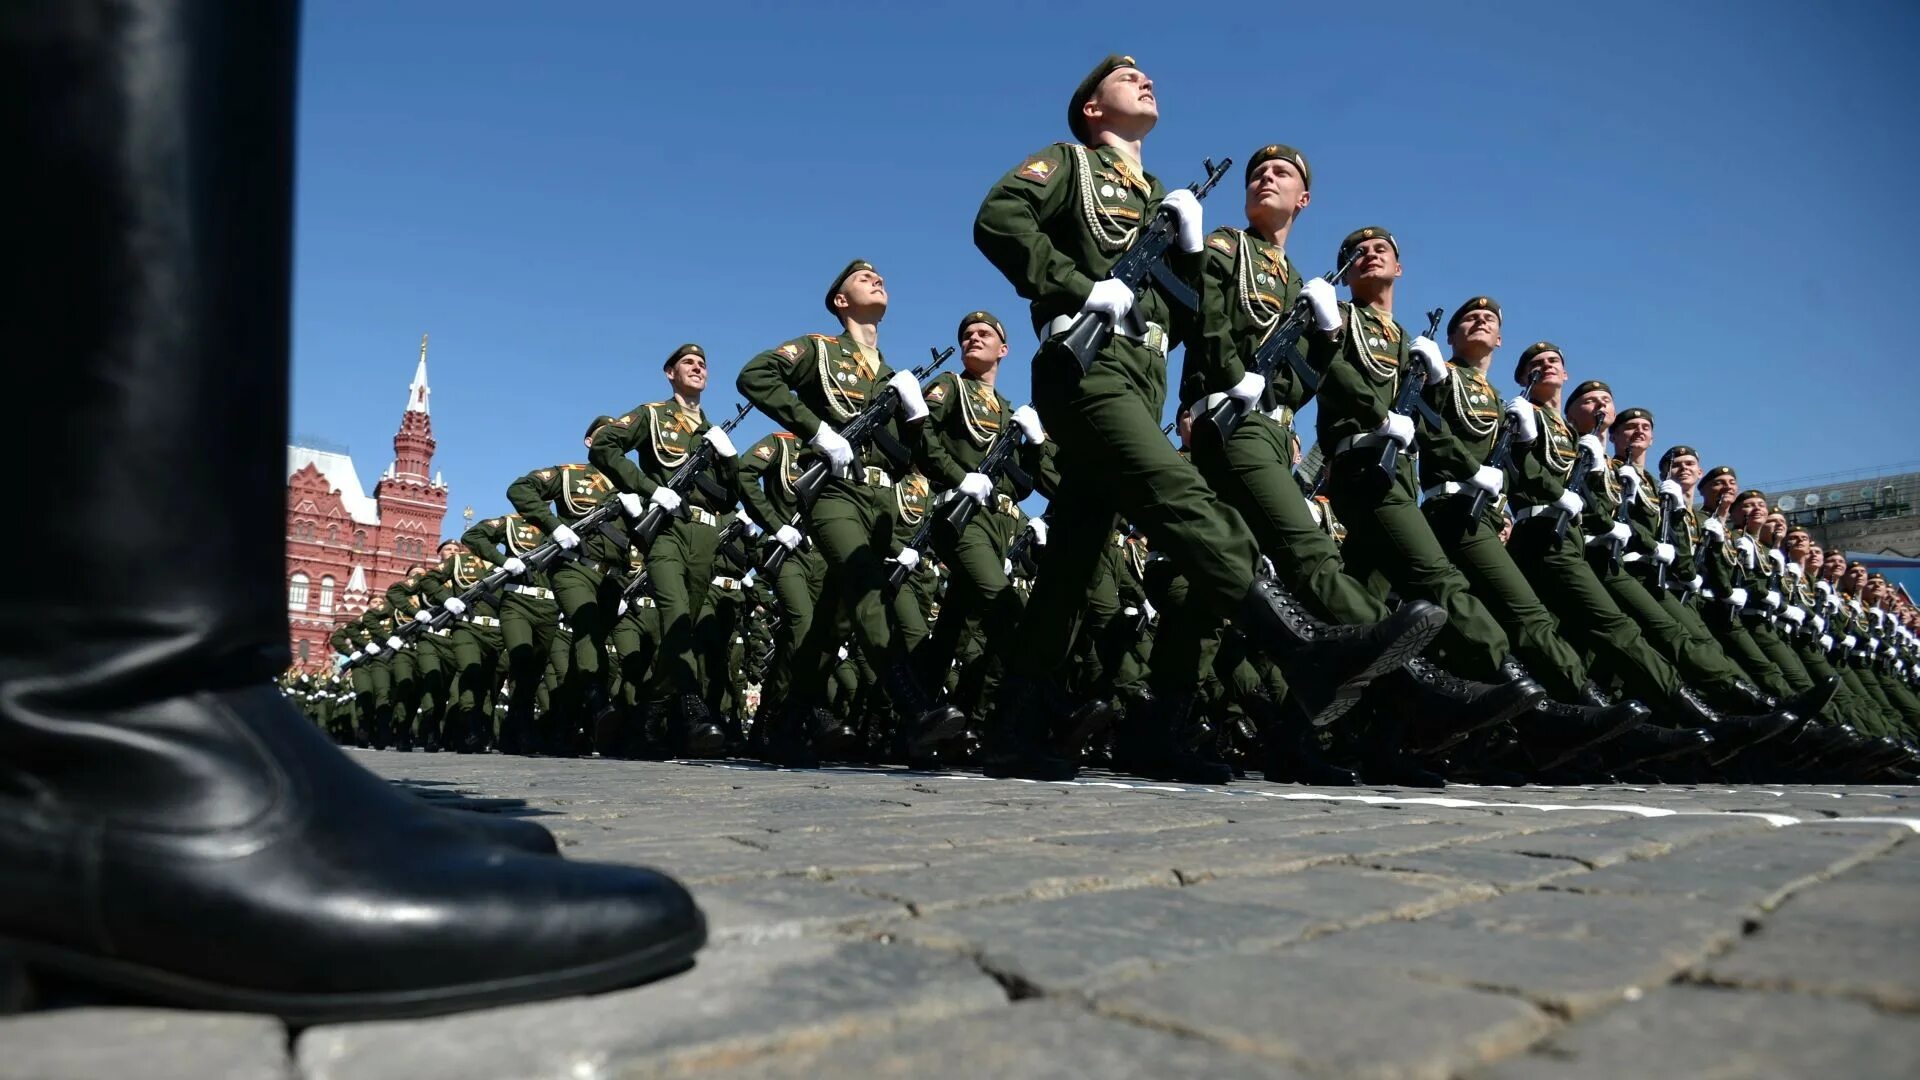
[1615,407,1653,428]
[1736,488,1768,505]
[1703,465,1736,484]
[662,343,703,371]
[1068,54,1138,144]
[957,310,1006,343]
[1514,341,1563,384]
[1849,561,1866,570]
[1246,143,1311,191]
[1447,296,1500,336]
[1660,445,1698,468]
[824,259,875,314]
[584,414,616,440]
[1566,379,1611,405]
[1337,226,1398,273]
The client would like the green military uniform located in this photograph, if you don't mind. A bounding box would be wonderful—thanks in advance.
[607,542,660,741]
[430,547,503,750]
[1693,486,1794,696]
[346,598,397,747]
[736,431,824,723]
[591,356,743,727]
[461,511,559,753]
[393,569,459,750]
[508,458,626,739]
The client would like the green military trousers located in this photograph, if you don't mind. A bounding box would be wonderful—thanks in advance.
[498,583,560,731]
[1506,518,1682,707]
[1012,338,1260,683]
[1745,617,1816,694]
[1326,450,1509,680]
[919,510,1021,709]
[350,656,392,743]
[1423,494,1591,701]
[763,546,826,709]
[611,594,660,708]
[549,560,622,695]
[1597,562,1747,699]
[646,517,722,700]
[450,608,504,713]
[791,480,901,704]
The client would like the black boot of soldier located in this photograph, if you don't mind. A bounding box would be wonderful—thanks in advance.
[1500,663,1647,771]
[1252,693,1360,786]
[1120,689,1232,785]
[1372,658,1545,756]
[1778,675,1841,723]
[761,701,820,769]
[982,676,1077,781]
[1235,576,1449,727]
[1665,686,1803,764]
[670,693,727,758]
[882,650,967,756]
[0,2,704,1023]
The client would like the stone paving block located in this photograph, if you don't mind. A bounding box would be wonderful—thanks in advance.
[295,939,1002,1080]
[1416,888,1746,962]
[890,886,1316,991]
[840,849,1179,914]
[1549,829,1898,906]
[0,1008,292,1080]
[1482,825,1682,868]
[695,877,911,944]
[656,1001,1298,1079]
[1364,848,1590,891]
[1094,952,1553,1079]
[1474,985,1920,1080]
[1182,864,1496,929]
[1701,880,1920,1008]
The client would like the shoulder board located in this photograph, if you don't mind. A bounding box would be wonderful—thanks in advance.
[1205,230,1236,256]
[643,401,669,411]
[772,431,797,440]
[560,463,587,471]
[753,444,775,460]
[806,333,835,342]
[535,469,555,480]
[483,517,502,527]
[1014,147,1065,185]
[611,412,636,427]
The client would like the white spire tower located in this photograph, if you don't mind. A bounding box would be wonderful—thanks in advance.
[406,333,430,415]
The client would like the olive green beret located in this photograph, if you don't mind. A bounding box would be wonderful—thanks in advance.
[1736,488,1768,505]
[1246,143,1311,191]
[584,414,616,440]
[1068,54,1138,144]
[1447,296,1500,336]
[1703,465,1736,484]
[1660,444,1698,468]
[824,259,876,315]
[662,343,704,371]
[1337,226,1398,273]
[1514,341,1563,384]
[957,310,1006,343]
[1566,379,1611,405]
[1614,407,1653,428]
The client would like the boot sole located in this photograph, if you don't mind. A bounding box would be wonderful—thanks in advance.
[0,916,705,1026]
[1291,605,1449,728]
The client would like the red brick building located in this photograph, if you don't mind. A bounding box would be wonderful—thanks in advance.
[285,337,449,670]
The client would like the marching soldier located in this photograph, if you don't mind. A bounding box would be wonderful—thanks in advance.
[422,539,504,752]
[736,429,822,743]
[460,508,559,754]
[736,259,963,766]
[591,344,738,755]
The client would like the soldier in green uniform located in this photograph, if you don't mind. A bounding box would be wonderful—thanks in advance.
[327,621,364,742]
[380,566,437,750]
[508,416,627,752]
[909,311,1064,736]
[604,540,661,755]
[736,259,963,766]
[347,595,398,748]
[460,509,559,754]
[736,430,822,740]
[421,539,504,752]
[591,345,738,755]
[972,55,1417,781]
[1691,466,1796,699]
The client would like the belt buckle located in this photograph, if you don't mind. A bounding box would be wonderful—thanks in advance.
[1143,321,1168,357]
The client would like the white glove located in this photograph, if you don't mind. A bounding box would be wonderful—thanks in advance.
[502,556,528,576]
[617,492,645,518]
[1812,614,1826,634]
[1029,519,1049,546]
[1011,404,1045,444]
[1300,277,1341,332]
[701,426,736,457]
[1736,535,1758,559]
[1702,515,1726,541]
[889,370,930,422]
[1843,634,1859,650]
[1503,398,1539,443]
[617,598,629,617]
[958,472,994,505]
[1081,277,1136,322]
[1654,542,1675,565]
[837,646,849,661]
[1765,590,1782,610]
[350,649,364,661]
[1785,605,1806,625]
[1768,549,1788,575]
[1410,336,1447,384]
[774,524,802,551]
[810,425,855,476]
[1691,574,1705,591]
[1606,521,1631,546]
[1226,371,1266,406]
[1820,634,1834,651]
[894,547,920,570]
[363,642,380,656]
[1729,587,1749,609]
[1374,411,1415,448]
[386,636,405,651]
[1003,558,1014,575]
[649,486,683,514]
[413,610,433,623]
[1616,465,1642,497]
[741,518,764,539]
[1555,489,1585,516]
[443,597,467,616]
[1467,465,1504,497]
[1159,188,1204,253]
[1143,600,1159,622]
[552,524,581,550]
[1786,561,1805,579]
[1579,435,1607,472]
[1660,479,1686,506]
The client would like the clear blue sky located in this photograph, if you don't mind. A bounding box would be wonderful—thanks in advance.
[291,0,1920,529]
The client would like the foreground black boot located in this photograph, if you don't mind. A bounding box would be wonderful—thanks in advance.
[882,650,967,756]
[1665,687,1803,764]
[1501,668,1647,772]
[1125,690,1233,785]
[982,676,1078,781]
[1236,578,1448,727]
[0,2,701,1022]
[1252,694,1360,786]
[1777,675,1842,723]
[1373,658,1546,755]
[762,702,821,768]
[670,693,727,758]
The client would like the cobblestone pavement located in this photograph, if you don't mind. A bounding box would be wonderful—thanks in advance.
[6,752,1918,1079]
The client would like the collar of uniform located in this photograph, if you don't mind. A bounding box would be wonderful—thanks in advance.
[1093,143,1151,194]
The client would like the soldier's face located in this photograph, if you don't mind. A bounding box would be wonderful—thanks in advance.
[1084,67,1157,135]
[668,353,707,395]
[1613,417,1652,456]
[439,542,461,558]
[959,323,1007,372]
[1824,553,1847,579]
[1448,309,1501,354]
[1244,159,1308,221]
[1734,496,1766,531]
[1667,453,1701,487]
[1765,512,1788,542]
[1346,238,1401,288]
[1844,567,1867,591]
[1786,532,1811,559]
[1703,473,1737,507]
[1525,352,1566,397]
[1175,408,1192,444]
[1565,389,1612,433]
[833,269,888,317]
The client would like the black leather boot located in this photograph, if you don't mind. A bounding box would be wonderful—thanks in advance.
[763,701,820,768]
[1665,687,1803,764]
[1251,694,1360,786]
[1123,690,1232,785]
[1500,664,1647,772]
[1374,658,1546,755]
[671,693,727,758]
[1778,676,1841,723]
[982,676,1078,781]
[882,649,967,756]
[0,2,702,1022]
[1235,577,1448,727]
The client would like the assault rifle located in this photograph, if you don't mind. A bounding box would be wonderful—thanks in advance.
[1654,462,1678,590]
[1047,157,1233,375]
[621,515,751,607]
[1605,465,1636,575]
[1464,368,1541,532]
[1372,307,1447,485]
[762,345,956,576]
[625,402,752,548]
[1201,248,1361,442]
[1555,408,1608,546]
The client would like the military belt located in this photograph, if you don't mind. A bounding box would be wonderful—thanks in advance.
[508,584,556,600]
[462,615,501,628]
[1196,392,1294,432]
[1333,431,1408,458]
[1420,481,1468,501]
[1041,314,1168,358]
[428,627,453,638]
[861,466,894,488]
[627,595,656,609]
[711,576,742,591]
[686,507,719,527]
[994,493,1019,517]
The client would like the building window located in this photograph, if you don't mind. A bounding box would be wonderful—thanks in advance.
[318,575,336,614]
[327,524,339,543]
[297,640,310,664]
[353,530,367,551]
[288,572,310,610]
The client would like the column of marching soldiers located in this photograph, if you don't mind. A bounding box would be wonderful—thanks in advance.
[281,55,1920,787]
